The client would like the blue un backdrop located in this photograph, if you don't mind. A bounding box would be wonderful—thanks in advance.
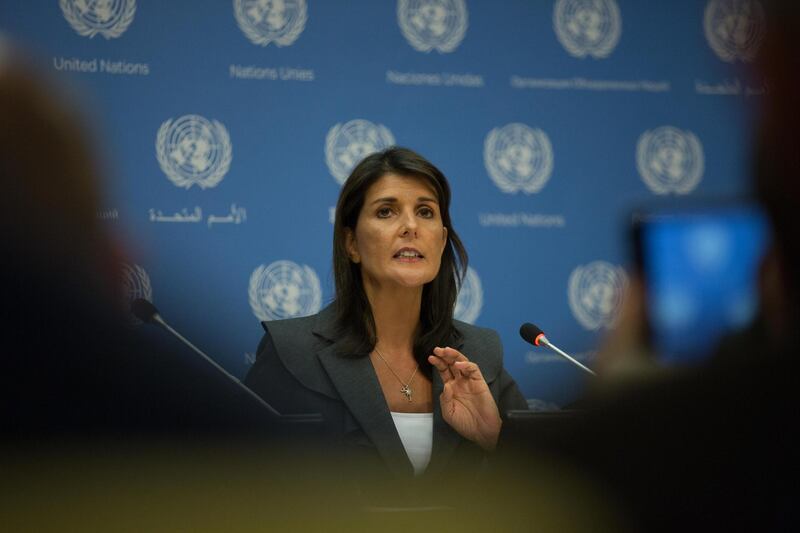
[0,1,762,406]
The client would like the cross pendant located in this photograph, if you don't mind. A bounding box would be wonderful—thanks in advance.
[400,384,413,402]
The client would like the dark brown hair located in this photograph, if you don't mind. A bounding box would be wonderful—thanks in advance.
[332,147,468,368]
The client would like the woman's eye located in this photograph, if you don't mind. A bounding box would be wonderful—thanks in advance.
[376,207,393,218]
[418,206,434,218]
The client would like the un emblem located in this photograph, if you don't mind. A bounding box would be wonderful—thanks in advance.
[234,0,307,47]
[704,0,765,63]
[121,263,152,324]
[248,260,322,321]
[156,115,232,190]
[637,126,704,195]
[397,0,468,53]
[325,119,396,185]
[60,0,136,39]
[484,123,554,194]
[553,0,621,59]
[568,261,627,331]
[454,266,483,325]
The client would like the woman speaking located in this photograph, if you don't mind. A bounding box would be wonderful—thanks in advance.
[245,147,526,494]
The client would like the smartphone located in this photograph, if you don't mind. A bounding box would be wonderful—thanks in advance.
[632,202,770,365]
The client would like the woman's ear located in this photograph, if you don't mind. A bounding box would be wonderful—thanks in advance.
[345,228,360,263]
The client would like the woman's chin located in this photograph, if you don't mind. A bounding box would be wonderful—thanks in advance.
[362,268,438,292]
[394,274,437,289]
[371,272,432,290]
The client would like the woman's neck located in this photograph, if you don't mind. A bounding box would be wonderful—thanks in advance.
[364,284,422,355]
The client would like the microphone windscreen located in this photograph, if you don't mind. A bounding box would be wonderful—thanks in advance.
[131,298,159,323]
[519,323,544,345]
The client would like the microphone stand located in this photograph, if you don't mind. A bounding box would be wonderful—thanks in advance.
[136,299,321,424]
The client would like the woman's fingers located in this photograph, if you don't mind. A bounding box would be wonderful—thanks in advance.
[427,354,449,372]
[429,348,484,382]
[432,346,469,365]
[453,360,484,381]
[441,380,454,404]
[427,355,454,382]
[430,353,485,382]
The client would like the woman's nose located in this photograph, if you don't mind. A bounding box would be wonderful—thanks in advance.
[399,211,418,237]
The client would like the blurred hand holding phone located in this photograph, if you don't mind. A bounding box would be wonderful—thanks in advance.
[633,201,770,366]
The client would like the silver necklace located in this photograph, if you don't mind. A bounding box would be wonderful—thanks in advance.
[373,347,419,402]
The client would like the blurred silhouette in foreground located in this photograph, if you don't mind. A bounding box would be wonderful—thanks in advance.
[0,40,280,439]
[496,2,799,530]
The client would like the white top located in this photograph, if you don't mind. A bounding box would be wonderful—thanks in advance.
[390,411,434,476]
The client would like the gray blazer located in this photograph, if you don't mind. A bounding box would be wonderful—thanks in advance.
[244,304,527,484]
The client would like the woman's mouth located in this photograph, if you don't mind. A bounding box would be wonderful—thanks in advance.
[393,248,424,261]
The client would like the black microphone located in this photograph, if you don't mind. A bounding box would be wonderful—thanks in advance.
[131,298,321,422]
[131,297,160,324]
[520,322,596,376]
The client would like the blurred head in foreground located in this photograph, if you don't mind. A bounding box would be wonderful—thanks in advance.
[0,40,276,437]
[0,38,123,318]
[753,1,800,351]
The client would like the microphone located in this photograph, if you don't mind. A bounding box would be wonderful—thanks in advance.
[131,298,321,422]
[131,297,160,324]
[519,323,596,377]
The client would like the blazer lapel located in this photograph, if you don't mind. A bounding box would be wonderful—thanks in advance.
[313,309,413,479]
[310,306,477,479]
[316,345,414,478]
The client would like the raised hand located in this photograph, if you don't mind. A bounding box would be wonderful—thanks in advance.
[428,346,502,451]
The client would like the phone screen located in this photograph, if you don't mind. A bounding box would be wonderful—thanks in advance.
[636,204,769,365]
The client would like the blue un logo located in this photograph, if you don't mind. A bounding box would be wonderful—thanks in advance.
[397,0,468,53]
[60,0,136,39]
[234,0,308,47]
[484,123,554,194]
[553,0,622,59]
[248,260,322,321]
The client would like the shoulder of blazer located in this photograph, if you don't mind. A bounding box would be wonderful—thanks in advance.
[258,305,339,399]
[452,320,503,384]
[259,307,505,396]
